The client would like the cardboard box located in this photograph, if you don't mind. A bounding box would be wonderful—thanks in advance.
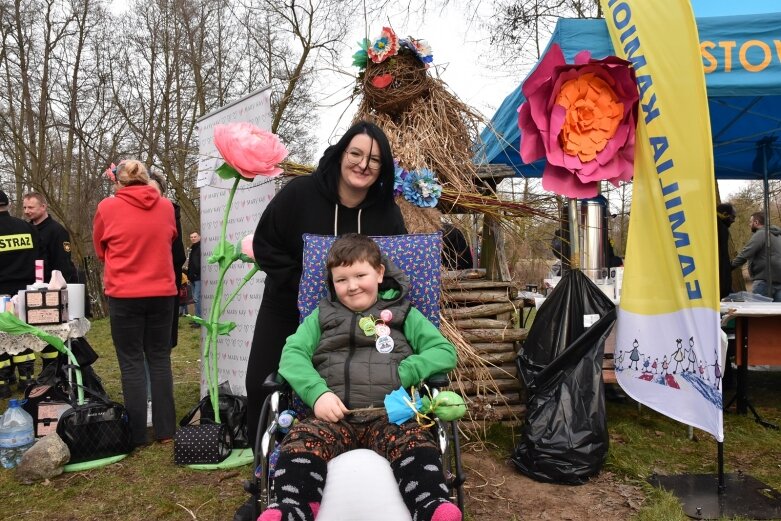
[25,289,69,325]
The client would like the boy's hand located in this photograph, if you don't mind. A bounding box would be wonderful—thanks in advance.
[313,392,349,422]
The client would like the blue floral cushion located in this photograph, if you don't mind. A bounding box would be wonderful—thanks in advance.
[298,233,442,326]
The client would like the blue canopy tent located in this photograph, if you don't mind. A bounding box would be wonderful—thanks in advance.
[477,13,781,183]
[477,13,781,295]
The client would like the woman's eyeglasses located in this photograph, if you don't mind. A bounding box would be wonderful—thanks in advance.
[344,149,381,172]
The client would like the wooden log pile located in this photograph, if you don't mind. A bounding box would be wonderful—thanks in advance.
[442,270,528,422]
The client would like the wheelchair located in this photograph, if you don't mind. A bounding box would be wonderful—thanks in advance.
[243,372,465,520]
[242,232,466,520]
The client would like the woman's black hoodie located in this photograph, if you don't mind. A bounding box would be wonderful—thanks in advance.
[253,169,406,312]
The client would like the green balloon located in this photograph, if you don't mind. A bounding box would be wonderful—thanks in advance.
[423,391,466,421]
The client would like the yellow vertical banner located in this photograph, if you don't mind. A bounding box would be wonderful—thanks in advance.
[600,0,723,440]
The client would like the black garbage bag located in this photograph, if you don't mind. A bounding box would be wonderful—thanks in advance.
[512,269,616,484]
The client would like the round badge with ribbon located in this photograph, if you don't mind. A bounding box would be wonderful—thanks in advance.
[376,335,395,353]
[358,312,396,353]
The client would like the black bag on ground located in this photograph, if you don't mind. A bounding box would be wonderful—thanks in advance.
[174,421,232,465]
[180,389,249,449]
[57,395,133,464]
[512,269,616,484]
[24,359,106,439]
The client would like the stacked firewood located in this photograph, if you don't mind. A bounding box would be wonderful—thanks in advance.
[441,270,529,422]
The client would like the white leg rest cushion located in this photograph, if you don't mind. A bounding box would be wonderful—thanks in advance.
[316,448,413,521]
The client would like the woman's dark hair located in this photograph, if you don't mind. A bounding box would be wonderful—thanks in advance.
[315,120,395,204]
[148,169,168,195]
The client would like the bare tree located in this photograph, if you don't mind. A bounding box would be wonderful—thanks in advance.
[485,0,600,69]
[0,0,364,257]
[0,0,120,261]
[236,0,364,161]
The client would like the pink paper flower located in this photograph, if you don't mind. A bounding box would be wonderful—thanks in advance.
[518,44,639,198]
[104,162,117,182]
[214,122,288,180]
[240,234,255,261]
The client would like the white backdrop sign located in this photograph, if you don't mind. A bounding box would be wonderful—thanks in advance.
[196,87,276,397]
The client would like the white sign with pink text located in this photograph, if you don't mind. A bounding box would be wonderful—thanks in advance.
[196,87,278,397]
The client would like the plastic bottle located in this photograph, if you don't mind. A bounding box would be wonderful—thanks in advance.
[0,399,36,469]
[277,410,297,434]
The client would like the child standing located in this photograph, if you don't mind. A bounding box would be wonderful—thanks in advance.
[261,233,460,521]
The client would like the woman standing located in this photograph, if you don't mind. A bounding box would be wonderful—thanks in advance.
[235,121,407,521]
[93,160,178,447]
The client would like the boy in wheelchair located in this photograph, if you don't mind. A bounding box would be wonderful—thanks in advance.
[260,233,461,521]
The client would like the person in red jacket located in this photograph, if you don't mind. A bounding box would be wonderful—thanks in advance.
[93,159,178,447]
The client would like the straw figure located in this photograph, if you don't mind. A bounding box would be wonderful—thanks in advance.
[351,27,485,233]
[348,28,527,425]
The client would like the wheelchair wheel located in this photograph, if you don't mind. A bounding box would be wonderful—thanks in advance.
[439,419,466,511]
[244,390,289,518]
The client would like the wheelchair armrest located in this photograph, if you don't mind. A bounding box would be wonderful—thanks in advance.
[424,372,450,389]
[262,372,289,394]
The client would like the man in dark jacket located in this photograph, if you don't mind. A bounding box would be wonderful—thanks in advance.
[185,231,201,325]
[716,203,736,299]
[0,190,39,397]
[23,192,78,372]
[731,211,781,301]
[23,193,77,283]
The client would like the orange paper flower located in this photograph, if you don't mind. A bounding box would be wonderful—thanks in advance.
[556,73,623,163]
[518,44,639,198]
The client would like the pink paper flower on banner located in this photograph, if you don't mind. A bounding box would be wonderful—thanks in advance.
[518,44,639,198]
[214,122,288,180]
[240,234,255,261]
[367,27,399,64]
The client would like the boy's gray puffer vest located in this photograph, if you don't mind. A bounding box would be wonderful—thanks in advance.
[313,256,413,409]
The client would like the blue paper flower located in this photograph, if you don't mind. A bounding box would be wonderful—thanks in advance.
[393,160,408,196]
[402,168,442,208]
[400,37,434,67]
[384,386,422,425]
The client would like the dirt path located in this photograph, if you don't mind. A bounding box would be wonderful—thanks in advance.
[461,449,646,521]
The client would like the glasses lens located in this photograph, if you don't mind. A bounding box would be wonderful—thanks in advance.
[346,150,363,166]
[345,150,380,171]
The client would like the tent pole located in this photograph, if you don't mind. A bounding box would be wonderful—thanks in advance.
[717,441,725,494]
[762,142,772,298]
[569,198,580,270]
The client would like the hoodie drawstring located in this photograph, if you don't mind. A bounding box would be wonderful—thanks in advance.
[333,204,362,236]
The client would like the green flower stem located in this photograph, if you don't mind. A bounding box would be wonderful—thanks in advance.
[220,265,260,316]
[203,176,240,422]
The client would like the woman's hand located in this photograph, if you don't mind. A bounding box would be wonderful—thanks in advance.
[313,392,349,423]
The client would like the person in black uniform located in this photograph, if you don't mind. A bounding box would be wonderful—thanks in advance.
[0,190,39,397]
[23,192,77,283]
[23,192,78,374]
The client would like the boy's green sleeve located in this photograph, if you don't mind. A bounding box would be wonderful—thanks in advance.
[398,307,457,388]
[277,308,330,408]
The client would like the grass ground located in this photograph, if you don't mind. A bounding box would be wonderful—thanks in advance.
[1,317,780,520]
